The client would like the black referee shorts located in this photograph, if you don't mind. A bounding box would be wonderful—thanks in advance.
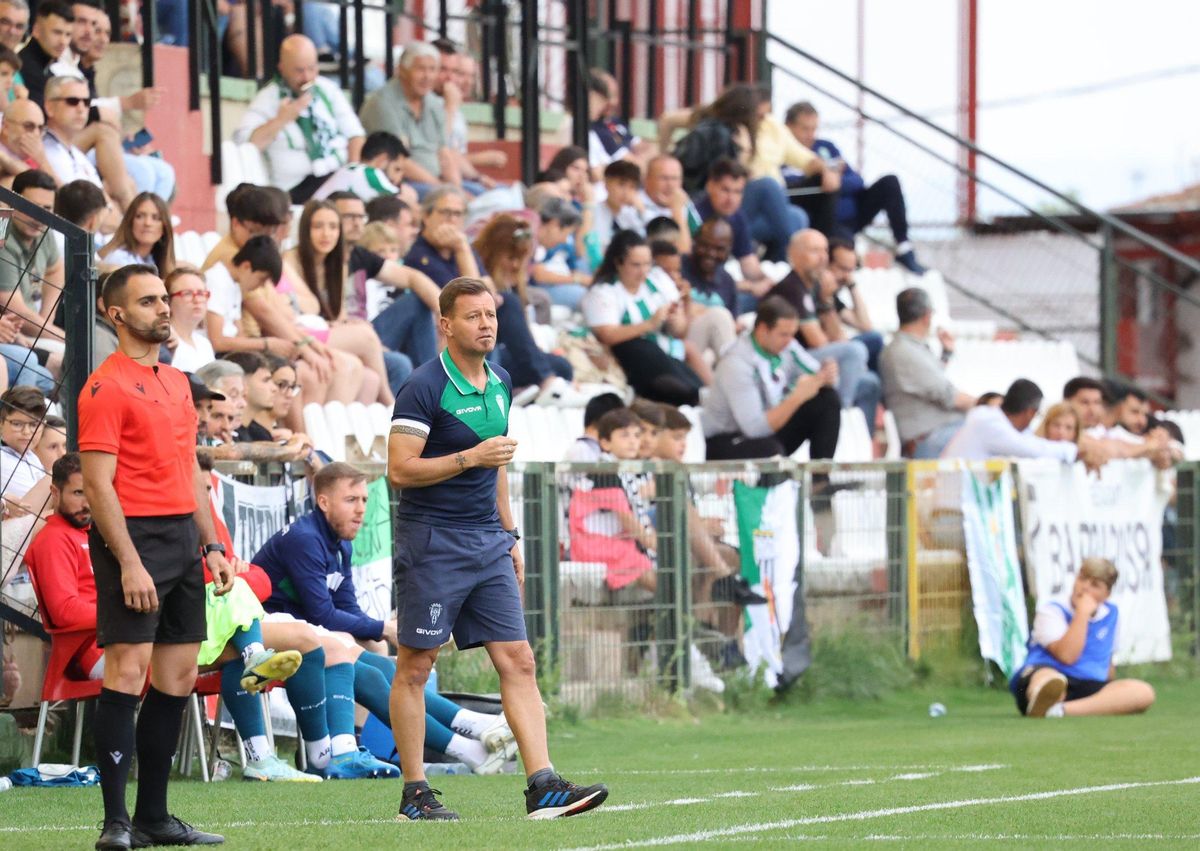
[91,514,207,648]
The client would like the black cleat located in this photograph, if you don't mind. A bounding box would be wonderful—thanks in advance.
[131,815,224,846]
[525,774,609,819]
[396,786,460,821]
[96,819,134,850]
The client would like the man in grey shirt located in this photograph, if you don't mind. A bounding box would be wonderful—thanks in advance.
[702,296,841,460]
[359,42,458,198]
[879,287,974,458]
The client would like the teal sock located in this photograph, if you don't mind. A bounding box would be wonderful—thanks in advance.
[356,650,395,681]
[425,715,453,753]
[352,658,393,724]
[220,660,266,740]
[229,620,264,654]
[324,662,357,739]
[424,687,463,728]
[283,649,328,742]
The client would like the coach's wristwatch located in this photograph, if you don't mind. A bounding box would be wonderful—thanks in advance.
[203,543,227,556]
[507,527,521,541]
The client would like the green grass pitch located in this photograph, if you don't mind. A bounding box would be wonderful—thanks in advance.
[4,679,1200,849]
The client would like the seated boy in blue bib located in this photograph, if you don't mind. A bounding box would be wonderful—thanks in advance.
[1010,557,1156,718]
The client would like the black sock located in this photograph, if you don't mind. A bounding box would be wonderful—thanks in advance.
[403,779,430,797]
[94,688,139,823]
[528,767,557,789]
[133,687,188,825]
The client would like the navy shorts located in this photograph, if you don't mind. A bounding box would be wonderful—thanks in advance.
[394,521,527,650]
[1010,664,1107,714]
[91,514,206,648]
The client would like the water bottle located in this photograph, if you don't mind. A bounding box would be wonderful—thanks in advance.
[210,759,233,782]
[0,776,13,792]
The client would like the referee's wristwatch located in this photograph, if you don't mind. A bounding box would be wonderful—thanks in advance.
[507,527,521,541]
[203,542,227,557]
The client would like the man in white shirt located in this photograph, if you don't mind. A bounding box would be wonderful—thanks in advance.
[941,378,1104,465]
[39,72,125,228]
[235,34,365,203]
[1083,379,1176,468]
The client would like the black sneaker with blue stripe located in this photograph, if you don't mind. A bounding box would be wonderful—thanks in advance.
[525,774,609,819]
[396,786,459,821]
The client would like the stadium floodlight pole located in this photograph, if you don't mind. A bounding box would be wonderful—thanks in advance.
[520,0,539,185]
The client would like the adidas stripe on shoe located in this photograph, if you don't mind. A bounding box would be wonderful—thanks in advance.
[525,775,609,820]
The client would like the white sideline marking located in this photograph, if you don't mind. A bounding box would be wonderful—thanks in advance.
[724,834,1200,843]
[597,765,1001,814]
[565,776,1200,850]
[576,763,1007,776]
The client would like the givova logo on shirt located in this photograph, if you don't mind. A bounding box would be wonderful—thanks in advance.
[456,405,483,416]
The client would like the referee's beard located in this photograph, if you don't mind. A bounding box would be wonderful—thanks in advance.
[124,318,173,346]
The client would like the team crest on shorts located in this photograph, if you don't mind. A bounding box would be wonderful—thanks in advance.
[429,603,443,625]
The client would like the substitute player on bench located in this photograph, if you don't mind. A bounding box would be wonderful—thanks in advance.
[80,265,250,849]
[386,277,608,821]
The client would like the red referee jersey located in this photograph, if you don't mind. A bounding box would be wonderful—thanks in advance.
[77,351,198,517]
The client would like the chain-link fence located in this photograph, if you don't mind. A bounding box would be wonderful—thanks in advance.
[1,186,93,712]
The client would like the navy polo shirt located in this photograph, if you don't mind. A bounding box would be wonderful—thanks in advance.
[391,349,513,527]
[403,233,485,289]
[681,254,737,314]
[693,194,754,260]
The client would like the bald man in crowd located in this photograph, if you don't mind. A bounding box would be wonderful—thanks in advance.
[235,34,366,203]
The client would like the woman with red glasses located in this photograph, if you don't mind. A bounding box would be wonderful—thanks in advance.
[97,192,175,275]
[164,266,214,372]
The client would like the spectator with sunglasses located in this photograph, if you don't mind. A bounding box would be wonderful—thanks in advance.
[164,267,215,373]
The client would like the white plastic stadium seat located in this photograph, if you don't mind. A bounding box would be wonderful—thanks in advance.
[344,401,374,457]
[833,408,873,462]
[678,405,707,463]
[829,489,888,561]
[302,403,332,455]
[508,407,532,462]
[238,142,270,186]
[366,402,390,439]
[322,401,351,462]
[559,562,607,606]
[944,339,1080,405]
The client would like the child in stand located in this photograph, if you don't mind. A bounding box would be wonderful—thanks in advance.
[567,409,656,601]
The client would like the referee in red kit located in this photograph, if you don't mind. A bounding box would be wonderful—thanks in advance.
[79,265,234,850]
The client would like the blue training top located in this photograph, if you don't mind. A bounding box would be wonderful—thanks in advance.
[1018,601,1119,684]
[391,349,512,528]
[253,508,384,641]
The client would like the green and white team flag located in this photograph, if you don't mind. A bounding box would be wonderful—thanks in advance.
[734,479,802,688]
[350,476,394,621]
[960,468,1028,678]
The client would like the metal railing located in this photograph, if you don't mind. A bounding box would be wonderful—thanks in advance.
[761,34,1200,400]
[182,0,758,186]
[5,453,1198,711]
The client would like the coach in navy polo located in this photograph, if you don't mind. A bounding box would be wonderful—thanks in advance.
[386,277,607,822]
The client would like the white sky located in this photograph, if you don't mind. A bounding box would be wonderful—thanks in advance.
[767,0,1200,219]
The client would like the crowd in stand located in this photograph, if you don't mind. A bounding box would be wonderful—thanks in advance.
[0,4,1186,781]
